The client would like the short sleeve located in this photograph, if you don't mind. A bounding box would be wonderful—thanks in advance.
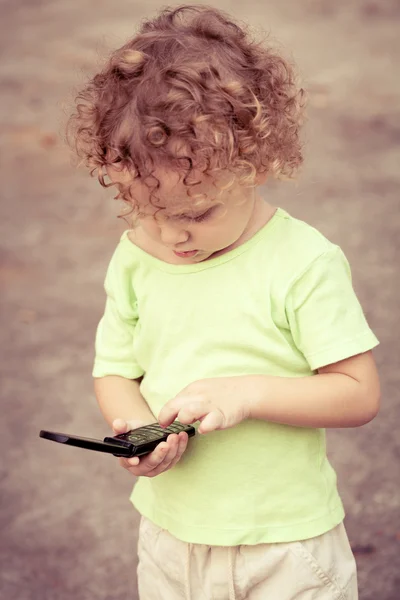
[285,246,379,371]
[92,248,144,379]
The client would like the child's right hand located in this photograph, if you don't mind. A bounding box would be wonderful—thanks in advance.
[112,418,189,478]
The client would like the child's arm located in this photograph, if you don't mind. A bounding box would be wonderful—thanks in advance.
[248,350,380,428]
[159,351,380,433]
[94,375,155,427]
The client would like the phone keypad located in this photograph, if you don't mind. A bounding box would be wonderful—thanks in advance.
[120,430,161,443]
[115,422,190,445]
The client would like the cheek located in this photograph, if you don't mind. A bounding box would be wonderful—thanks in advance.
[140,219,159,237]
[195,220,240,244]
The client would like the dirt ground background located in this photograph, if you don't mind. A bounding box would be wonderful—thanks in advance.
[1,1,399,599]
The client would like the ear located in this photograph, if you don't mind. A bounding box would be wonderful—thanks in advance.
[106,163,133,186]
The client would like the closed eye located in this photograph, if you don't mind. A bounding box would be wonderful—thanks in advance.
[181,208,214,223]
[136,207,215,222]
[194,210,212,222]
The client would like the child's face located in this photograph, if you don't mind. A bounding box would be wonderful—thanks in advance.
[108,164,262,264]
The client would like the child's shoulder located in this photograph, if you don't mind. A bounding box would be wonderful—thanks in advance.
[102,230,141,281]
[276,208,333,248]
[275,208,339,259]
[269,208,344,284]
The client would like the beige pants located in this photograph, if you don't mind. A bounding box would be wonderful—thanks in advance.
[137,517,358,600]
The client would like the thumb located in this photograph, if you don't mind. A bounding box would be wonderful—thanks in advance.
[112,418,129,434]
[126,419,148,432]
[112,418,147,435]
[197,410,224,434]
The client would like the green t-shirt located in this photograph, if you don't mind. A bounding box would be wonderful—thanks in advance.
[93,208,378,545]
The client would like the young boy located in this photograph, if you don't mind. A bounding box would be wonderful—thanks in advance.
[68,5,380,598]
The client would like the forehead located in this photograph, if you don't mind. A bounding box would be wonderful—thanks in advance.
[108,163,227,212]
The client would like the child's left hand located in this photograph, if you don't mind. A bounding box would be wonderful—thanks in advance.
[158,376,257,434]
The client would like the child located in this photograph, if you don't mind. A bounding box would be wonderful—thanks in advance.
[68,5,380,599]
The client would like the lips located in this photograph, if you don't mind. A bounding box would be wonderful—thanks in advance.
[173,250,199,258]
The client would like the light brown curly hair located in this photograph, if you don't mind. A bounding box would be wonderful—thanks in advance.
[67,4,305,211]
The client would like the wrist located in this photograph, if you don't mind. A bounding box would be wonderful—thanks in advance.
[247,375,270,421]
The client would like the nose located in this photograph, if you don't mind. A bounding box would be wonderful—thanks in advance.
[159,222,190,246]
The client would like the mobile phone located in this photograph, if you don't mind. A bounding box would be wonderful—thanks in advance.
[39,422,195,458]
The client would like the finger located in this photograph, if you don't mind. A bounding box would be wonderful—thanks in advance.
[197,410,224,434]
[113,418,128,434]
[156,434,179,466]
[158,404,180,427]
[118,434,187,477]
[144,434,179,474]
[118,444,168,477]
[143,435,181,477]
[142,435,179,470]
[134,442,170,474]
[168,432,189,469]
[158,396,195,427]
[177,401,209,425]
[126,434,176,470]
[118,456,144,477]
[118,457,131,469]
[135,433,183,477]
[119,456,140,468]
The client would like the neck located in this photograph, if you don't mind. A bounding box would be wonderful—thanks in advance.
[210,195,276,260]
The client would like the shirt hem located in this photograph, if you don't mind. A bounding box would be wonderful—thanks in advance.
[306,331,379,371]
[92,362,144,379]
[130,495,345,546]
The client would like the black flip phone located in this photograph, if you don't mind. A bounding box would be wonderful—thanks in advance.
[40,422,195,458]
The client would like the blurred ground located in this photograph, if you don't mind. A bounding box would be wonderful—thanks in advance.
[0,0,399,599]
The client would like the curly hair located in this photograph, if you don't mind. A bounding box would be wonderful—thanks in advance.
[67,4,305,210]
